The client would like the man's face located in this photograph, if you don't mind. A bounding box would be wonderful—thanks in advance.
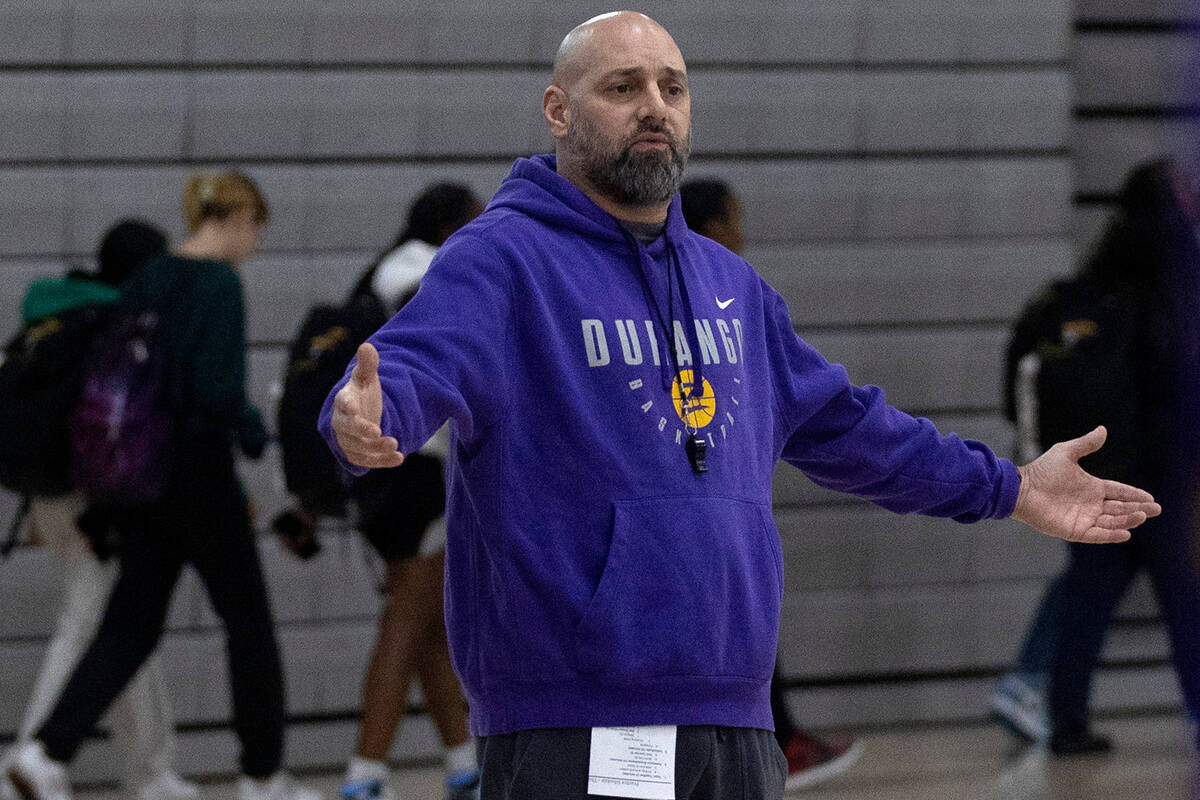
[566,92,690,208]
[558,23,691,207]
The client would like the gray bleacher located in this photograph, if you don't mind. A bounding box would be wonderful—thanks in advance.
[1074,0,1200,242]
[0,0,1185,781]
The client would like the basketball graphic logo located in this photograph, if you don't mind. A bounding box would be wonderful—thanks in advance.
[672,370,716,429]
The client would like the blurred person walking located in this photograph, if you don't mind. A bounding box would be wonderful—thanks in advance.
[7,174,320,800]
[0,221,198,800]
[992,158,1200,756]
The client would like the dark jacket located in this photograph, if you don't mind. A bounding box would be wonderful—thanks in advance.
[121,252,267,458]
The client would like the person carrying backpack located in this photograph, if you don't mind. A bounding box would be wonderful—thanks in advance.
[989,158,1200,756]
[7,174,321,800]
[277,183,484,800]
[0,221,199,800]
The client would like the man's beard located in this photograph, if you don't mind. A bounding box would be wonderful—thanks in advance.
[568,114,690,207]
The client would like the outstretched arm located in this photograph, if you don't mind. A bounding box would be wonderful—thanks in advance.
[330,342,405,469]
[1011,425,1160,542]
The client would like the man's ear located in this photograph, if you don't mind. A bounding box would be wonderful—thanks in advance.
[543,85,570,139]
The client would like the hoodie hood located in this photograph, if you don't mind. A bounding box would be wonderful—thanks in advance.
[489,154,692,245]
[21,272,119,323]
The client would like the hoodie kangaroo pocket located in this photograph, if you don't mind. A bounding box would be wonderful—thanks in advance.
[572,496,782,680]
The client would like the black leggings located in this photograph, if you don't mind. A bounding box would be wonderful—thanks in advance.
[37,444,285,778]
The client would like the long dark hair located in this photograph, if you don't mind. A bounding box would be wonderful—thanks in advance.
[391,183,481,249]
[1080,159,1190,295]
[352,183,481,298]
[1089,159,1200,474]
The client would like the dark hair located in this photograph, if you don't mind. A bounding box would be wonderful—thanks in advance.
[1081,158,1200,432]
[1081,158,1188,293]
[679,179,735,232]
[392,183,480,248]
[1119,158,1178,223]
[96,219,168,285]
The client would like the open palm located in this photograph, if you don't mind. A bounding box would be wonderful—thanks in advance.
[1012,426,1160,543]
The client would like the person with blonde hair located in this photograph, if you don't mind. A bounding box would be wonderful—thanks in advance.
[8,173,320,800]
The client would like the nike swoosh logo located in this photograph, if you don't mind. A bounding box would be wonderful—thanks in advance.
[716,297,735,310]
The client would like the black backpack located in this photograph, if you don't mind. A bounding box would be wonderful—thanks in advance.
[0,303,113,497]
[1006,279,1143,482]
[277,265,390,516]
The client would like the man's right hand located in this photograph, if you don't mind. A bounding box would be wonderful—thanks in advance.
[330,342,405,469]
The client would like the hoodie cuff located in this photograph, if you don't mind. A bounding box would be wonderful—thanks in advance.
[992,458,1022,519]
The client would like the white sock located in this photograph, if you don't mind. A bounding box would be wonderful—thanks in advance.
[444,740,477,776]
[345,757,388,784]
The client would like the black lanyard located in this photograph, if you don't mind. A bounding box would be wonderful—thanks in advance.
[628,237,708,474]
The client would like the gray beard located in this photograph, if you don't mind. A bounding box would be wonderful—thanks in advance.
[568,116,690,207]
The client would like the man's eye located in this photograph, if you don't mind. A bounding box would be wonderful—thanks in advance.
[612,84,631,94]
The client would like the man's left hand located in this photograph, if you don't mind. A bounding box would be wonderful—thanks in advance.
[1012,425,1161,543]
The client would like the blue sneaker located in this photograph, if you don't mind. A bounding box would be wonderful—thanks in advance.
[445,770,480,800]
[339,779,387,800]
[990,673,1049,742]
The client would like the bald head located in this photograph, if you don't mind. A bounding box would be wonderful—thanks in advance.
[552,11,684,91]
[543,10,691,222]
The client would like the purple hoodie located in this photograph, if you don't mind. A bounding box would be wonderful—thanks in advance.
[319,154,1021,736]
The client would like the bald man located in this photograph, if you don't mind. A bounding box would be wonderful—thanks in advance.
[320,12,1159,799]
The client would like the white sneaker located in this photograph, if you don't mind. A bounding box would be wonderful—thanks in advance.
[238,774,321,800]
[5,742,71,800]
[337,778,394,800]
[136,771,200,800]
[989,673,1049,742]
[994,744,1048,800]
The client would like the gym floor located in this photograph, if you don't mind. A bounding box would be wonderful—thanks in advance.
[70,711,1195,800]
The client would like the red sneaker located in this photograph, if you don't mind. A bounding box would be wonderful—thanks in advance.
[781,731,863,792]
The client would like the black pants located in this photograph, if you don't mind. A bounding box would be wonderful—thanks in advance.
[37,442,285,778]
[479,726,786,800]
[1049,510,1200,739]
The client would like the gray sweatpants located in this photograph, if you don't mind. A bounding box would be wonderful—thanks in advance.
[479,726,786,800]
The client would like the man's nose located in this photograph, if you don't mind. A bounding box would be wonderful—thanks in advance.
[638,84,669,119]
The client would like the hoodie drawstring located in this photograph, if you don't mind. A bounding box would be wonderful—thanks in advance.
[622,230,703,397]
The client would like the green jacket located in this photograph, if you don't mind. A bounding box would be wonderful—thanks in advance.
[121,253,268,455]
[21,271,119,323]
